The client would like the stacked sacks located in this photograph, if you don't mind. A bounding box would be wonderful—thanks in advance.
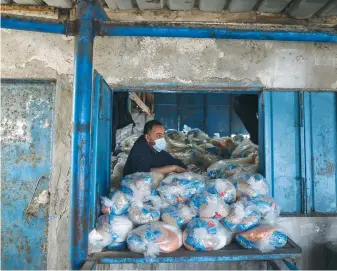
[230,173,268,199]
[183,218,232,251]
[206,179,236,204]
[190,192,230,220]
[127,222,183,257]
[157,173,206,205]
[101,189,131,215]
[161,204,197,228]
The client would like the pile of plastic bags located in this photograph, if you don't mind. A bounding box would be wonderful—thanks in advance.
[89,127,287,257]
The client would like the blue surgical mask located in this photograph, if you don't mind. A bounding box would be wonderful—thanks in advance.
[153,137,167,152]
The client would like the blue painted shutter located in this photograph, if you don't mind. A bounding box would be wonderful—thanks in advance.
[261,92,302,214]
[90,71,112,228]
[154,93,179,129]
[302,92,337,213]
[179,94,205,131]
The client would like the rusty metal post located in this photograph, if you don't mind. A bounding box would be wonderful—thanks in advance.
[69,0,94,269]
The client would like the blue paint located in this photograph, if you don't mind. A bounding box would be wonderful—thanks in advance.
[93,0,109,22]
[1,80,55,269]
[154,93,247,137]
[99,25,337,42]
[1,16,67,34]
[69,1,94,269]
[99,253,299,264]
[89,71,113,229]
[303,92,337,213]
[261,92,302,213]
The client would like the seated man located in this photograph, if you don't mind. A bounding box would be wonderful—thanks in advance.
[123,120,187,176]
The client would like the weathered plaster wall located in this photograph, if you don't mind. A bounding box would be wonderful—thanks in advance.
[1,29,337,270]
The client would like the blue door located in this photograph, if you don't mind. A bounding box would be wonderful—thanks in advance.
[1,79,55,269]
[89,71,113,229]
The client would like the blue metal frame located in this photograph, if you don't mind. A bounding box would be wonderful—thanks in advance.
[69,1,94,269]
[98,24,337,43]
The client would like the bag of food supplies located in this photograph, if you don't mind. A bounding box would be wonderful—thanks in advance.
[231,173,268,199]
[157,173,206,205]
[101,189,131,215]
[161,204,197,228]
[209,137,238,156]
[183,218,232,251]
[245,196,280,223]
[110,152,128,188]
[90,215,133,249]
[230,139,258,159]
[221,201,261,232]
[165,129,189,152]
[120,172,153,201]
[128,201,160,225]
[190,192,230,220]
[127,222,183,257]
[235,225,287,252]
[206,179,236,204]
[207,156,258,179]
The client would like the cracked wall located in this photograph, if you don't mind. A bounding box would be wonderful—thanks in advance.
[1,29,337,270]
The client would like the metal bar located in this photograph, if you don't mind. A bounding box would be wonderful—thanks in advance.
[0,14,72,35]
[98,24,337,43]
[69,0,94,269]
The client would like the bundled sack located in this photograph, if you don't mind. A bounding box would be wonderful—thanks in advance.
[161,204,197,228]
[120,172,153,201]
[183,218,232,251]
[101,190,131,215]
[110,152,128,188]
[207,155,258,179]
[121,134,140,154]
[128,201,160,225]
[246,196,280,223]
[190,192,230,220]
[206,179,236,204]
[157,173,206,205]
[209,137,238,156]
[231,139,258,159]
[127,222,183,257]
[165,129,189,152]
[221,201,260,232]
[235,225,287,252]
[89,215,133,249]
[231,173,268,199]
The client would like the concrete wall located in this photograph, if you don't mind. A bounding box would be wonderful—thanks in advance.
[1,28,337,270]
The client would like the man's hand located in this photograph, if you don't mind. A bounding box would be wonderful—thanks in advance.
[173,165,187,173]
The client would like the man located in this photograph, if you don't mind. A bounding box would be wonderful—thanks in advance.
[123,120,187,177]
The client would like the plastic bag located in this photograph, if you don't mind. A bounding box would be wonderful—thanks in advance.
[127,222,183,257]
[207,155,258,179]
[230,139,258,159]
[209,137,238,156]
[161,204,197,228]
[190,192,230,220]
[232,173,268,198]
[183,218,232,251]
[221,201,261,232]
[246,196,280,224]
[88,228,114,249]
[157,173,206,205]
[149,172,165,188]
[206,179,236,204]
[107,241,127,250]
[120,172,153,202]
[101,189,131,215]
[128,201,161,225]
[96,215,134,243]
[110,152,128,188]
[165,129,189,152]
[235,225,287,252]
[121,134,140,154]
[186,128,209,144]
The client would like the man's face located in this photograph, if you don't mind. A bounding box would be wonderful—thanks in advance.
[145,125,165,145]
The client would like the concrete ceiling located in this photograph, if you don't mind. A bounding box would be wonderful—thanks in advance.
[1,0,337,19]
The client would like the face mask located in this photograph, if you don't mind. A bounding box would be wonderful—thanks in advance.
[153,137,167,152]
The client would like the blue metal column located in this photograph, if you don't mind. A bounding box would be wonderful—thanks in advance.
[69,1,94,269]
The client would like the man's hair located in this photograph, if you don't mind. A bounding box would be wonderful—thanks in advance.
[143,120,163,135]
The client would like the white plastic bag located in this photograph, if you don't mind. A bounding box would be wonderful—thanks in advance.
[157,173,206,205]
[101,189,131,215]
[221,201,261,232]
[127,222,183,257]
[245,196,280,224]
[235,224,287,252]
[190,192,230,220]
[88,228,114,249]
[128,201,161,225]
[183,218,232,251]
[230,139,258,159]
[161,204,197,228]
[120,172,153,202]
[206,179,236,204]
[231,173,268,199]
